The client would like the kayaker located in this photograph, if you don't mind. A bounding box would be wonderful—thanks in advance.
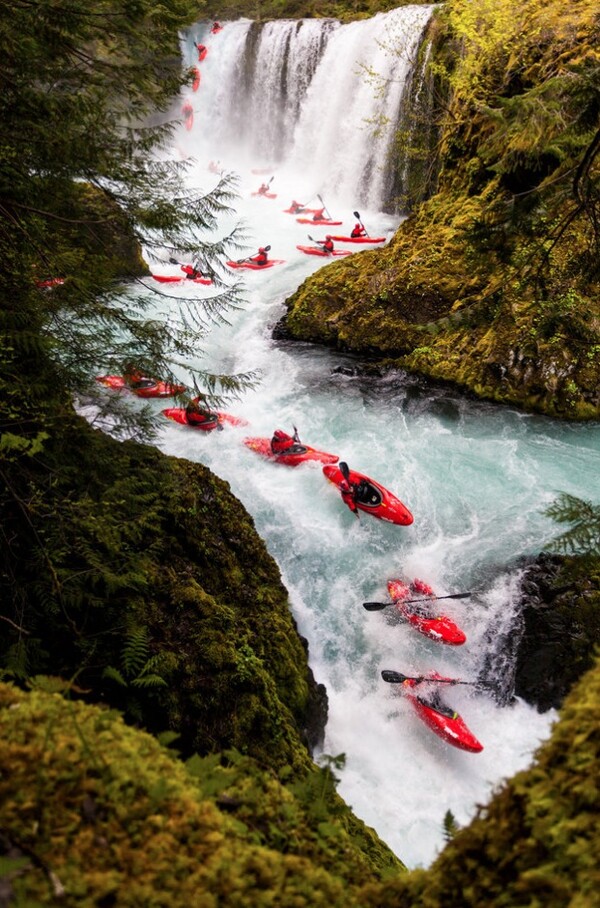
[250,247,269,266]
[271,427,301,454]
[351,222,366,238]
[211,21,222,33]
[289,200,306,214]
[185,396,219,427]
[123,365,155,390]
[312,207,326,221]
[318,235,335,255]
[180,264,203,280]
[195,42,207,61]
[257,182,271,196]
[339,476,359,515]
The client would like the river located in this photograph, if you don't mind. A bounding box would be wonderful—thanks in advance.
[127,8,600,868]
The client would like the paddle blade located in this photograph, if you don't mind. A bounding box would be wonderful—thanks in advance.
[363,601,389,611]
[353,210,360,218]
[169,257,180,265]
[403,592,473,605]
[381,670,409,684]
[339,461,350,481]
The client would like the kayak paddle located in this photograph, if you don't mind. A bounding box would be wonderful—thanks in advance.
[338,461,359,518]
[236,244,271,264]
[381,670,475,686]
[318,193,333,219]
[363,592,472,611]
[353,209,369,237]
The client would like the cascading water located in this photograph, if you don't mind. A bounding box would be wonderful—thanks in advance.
[110,6,600,869]
[179,6,434,210]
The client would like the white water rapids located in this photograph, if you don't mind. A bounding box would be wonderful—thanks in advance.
[104,8,600,868]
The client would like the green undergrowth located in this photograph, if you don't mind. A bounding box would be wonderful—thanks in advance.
[0,682,401,906]
[283,0,600,419]
[1,410,324,773]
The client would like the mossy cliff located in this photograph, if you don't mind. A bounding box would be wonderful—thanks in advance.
[282,0,600,419]
[2,654,599,905]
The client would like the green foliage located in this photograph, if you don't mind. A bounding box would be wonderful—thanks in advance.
[545,493,600,558]
[442,809,460,842]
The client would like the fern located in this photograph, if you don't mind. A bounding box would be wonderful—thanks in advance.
[122,628,149,678]
[545,493,600,557]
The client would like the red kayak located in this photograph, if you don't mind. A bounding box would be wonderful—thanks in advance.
[35,277,65,289]
[196,45,208,62]
[252,191,277,199]
[244,436,339,466]
[387,579,466,645]
[296,218,343,226]
[322,464,413,525]
[329,235,386,244]
[211,24,223,34]
[192,67,201,91]
[296,245,351,258]
[226,259,285,270]
[162,407,247,431]
[152,274,212,285]
[400,673,483,753]
[96,376,185,398]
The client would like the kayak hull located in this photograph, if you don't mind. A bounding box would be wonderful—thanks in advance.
[322,464,413,525]
[329,235,386,244]
[163,408,248,430]
[96,376,185,398]
[192,67,201,91]
[296,245,350,257]
[226,259,284,270]
[251,191,277,199]
[387,579,467,645]
[35,278,65,289]
[403,675,483,753]
[244,436,339,466]
[152,274,212,285]
[296,218,343,226]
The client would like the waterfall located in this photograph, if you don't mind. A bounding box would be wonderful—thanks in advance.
[180,7,434,211]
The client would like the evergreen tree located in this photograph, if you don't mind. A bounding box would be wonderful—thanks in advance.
[0,2,255,679]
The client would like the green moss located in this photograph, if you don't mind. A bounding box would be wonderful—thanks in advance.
[0,683,401,906]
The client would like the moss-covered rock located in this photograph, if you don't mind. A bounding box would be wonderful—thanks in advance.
[281,0,600,419]
[0,682,401,906]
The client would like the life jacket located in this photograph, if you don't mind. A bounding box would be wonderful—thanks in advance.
[411,579,434,596]
[323,238,334,253]
[351,224,364,238]
[181,264,199,278]
[271,430,295,454]
[312,209,325,221]
[253,250,268,265]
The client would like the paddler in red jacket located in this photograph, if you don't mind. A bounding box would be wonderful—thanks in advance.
[312,207,326,221]
[351,222,366,238]
[250,247,269,266]
[271,427,302,454]
[318,235,335,255]
[180,264,204,280]
[185,396,220,428]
